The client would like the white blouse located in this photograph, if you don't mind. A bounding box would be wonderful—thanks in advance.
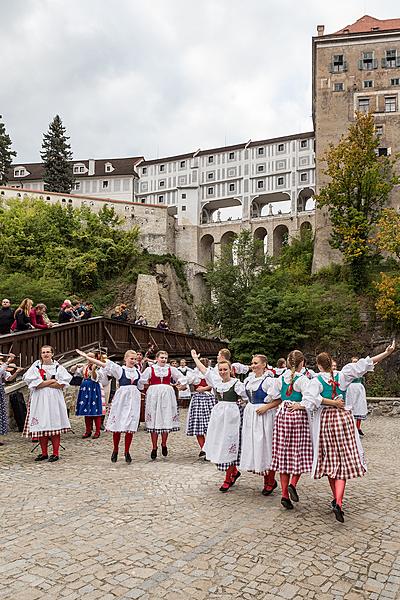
[23,361,72,390]
[204,368,247,401]
[269,369,311,401]
[139,364,187,386]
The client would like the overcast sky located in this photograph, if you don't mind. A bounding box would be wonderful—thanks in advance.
[2,0,399,163]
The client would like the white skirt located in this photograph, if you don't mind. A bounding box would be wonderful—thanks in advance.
[145,384,179,432]
[28,388,71,434]
[105,386,141,432]
[346,383,368,420]
[240,403,276,475]
[204,401,240,465]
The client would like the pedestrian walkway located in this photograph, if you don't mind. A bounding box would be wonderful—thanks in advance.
[0,414,399,599]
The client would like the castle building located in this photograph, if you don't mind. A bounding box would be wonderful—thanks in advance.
[312,15,400,270]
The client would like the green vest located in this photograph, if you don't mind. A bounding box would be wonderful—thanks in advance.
[352,377,363,384]
[280,375,303,403]
[317,374,347,400]
[216,382,241,403]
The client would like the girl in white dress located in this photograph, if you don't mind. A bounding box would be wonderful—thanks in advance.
[140,351,187,460]
[76,349,142,463]
[240,355,281,495]
[23,345,72,462]
[345,356,368,436]
[191,349,248,492]
[185,358,216,457]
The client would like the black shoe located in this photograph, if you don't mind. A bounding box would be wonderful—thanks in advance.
[199,450,206,458]
[358,429,364,437]
[111,451,118,463]
[48,455,59,463]
[100,425,105,431]
[333,503,345,523]
[125,452,132,464]
[262,480,278,496]
[331,499,337,509]
[230,471,241,486]
[161,445,168,457]
[281,497,294,510]
[288,484,299,503]
[34,454,49,462]
[219,481,231,493]
[151,448,157,460]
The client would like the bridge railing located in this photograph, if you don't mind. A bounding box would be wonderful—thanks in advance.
[0,317,224,367]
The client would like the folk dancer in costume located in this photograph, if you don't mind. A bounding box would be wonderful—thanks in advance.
[72,352,108,439]
[140,351,188,460]
[240,355,281,496]
[275,358,287,378]
[191,349,248,493]
[300,342,395,523]
[345,356,368,436]
[76,349,142,463]
[269,350,313,510]
[177,358,192,406]
[0,353,23,445]
[213,348,250,379]
[185,357,216,458]
[23,345,72,462]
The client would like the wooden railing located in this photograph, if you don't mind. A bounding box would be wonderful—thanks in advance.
[0,317,225,367]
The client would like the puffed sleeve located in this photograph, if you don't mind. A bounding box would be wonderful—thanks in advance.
[261,377,276,400]
[301,377,323,411]
[268,376,283,400]
[102,359,123,380]
[23,362,43,390]
[232,362,249,375]
[203,367,221,388]
[96,367,110,388]
[55,364,73,386]
[170,366,187,385]
[296,374,313,395]
[186,369,202,386]
[338,357,374,390]
[234,379,248,401]
[139,366,152,385]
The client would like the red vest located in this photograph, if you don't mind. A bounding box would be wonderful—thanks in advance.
[194,378,208,391]
[149,366,172,385]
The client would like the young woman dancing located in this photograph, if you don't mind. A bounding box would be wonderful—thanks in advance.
[185,357,216,458]
[191,349,248,492]
[300,341,395,523]
[72,351,108,439]
[240,354,281,496]
[345,356,368,436]
[76,349,142,463]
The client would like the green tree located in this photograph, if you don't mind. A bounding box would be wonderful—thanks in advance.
[316,112,399,290]
[40,115,74,193]
[0,115,17,185]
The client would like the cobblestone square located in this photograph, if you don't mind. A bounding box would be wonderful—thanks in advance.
[0,413,399,599]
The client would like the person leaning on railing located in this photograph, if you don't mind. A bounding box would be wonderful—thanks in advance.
[12,298,34,332]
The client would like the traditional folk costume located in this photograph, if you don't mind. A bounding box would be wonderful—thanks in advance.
[240,374,278,494]
[177,365,193,405]
[185,367,216,456]
[302,358,372,521]
[102,360,142,462]
[75,364,108,438]
[0,364,11,441]
[345,376,368,434]
[23,361,72,461]
[202,368,248,491]
[269,370,313,507]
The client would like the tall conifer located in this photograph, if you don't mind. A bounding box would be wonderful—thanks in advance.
[41,115,74,193]
[0,115,17,185]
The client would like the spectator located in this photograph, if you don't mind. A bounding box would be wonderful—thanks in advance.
[0,299,14,335]
[58,305,74,324]
[134,315,148,326]
[111,304,129,322]
[29,303,52,330]
[72,301,85,320]
[61,299,72,310]
[81,302,93,320]
[187,328,194,336]
[12,298,33,332]
[156,319,169,330]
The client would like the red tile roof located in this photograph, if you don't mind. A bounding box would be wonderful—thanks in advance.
[333,15,400,35]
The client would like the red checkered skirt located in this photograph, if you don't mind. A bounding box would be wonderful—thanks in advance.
[22,398,71,438]
[271,402,313,474]
[314,407,366,480]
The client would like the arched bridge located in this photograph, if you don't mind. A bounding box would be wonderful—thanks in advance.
[0,317,224,367]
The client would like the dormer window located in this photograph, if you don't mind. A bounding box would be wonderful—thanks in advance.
[14,167,26,177]
[105,162,113,173]
[73,164,85,174]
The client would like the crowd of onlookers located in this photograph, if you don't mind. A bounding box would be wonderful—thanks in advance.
[0,298,94,335]
[110,305,169,330]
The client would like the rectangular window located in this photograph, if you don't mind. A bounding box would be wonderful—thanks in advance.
[228,152,235,160]
[300,173,308,182]
[257,164,265,172]
[363,80,373,88]
[359,52,377,70]
[257,180,264,189]
[391,78,400,86]
[358,97,370,113]
[180,160,186,168]
[105,164,112,172]
[208,156,214,163]
[277,143,285,152]
[79,166,85,173]
[159,164,165,172]
[181,205,186,211]
[375,125,384,136]
[277,176,284,186]
[333,82,344,92]
[378,148,388,156]
[385,96,397,113]
[102,180,109,188]
[207,172,214,180]
[158,195,164,203]
[74,182,81,190]
[330,54,346,72]
[257,147,265,155]
[207,187,214,195]
[300,140,308,149]
[383,49,399,68]
[276,160,286,170]
[229,183,235,192]
[181,193,186,199]
[142,167,147,175]
[159,180,165,187]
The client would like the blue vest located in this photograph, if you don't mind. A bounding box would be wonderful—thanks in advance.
[280,375,303,403]
[119,367,139,387]
[317,374,347,400]
[245,380,268,404]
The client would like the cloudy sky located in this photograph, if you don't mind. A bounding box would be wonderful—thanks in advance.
[2,0,399,163]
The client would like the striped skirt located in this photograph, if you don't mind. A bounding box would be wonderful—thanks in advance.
[314,407,366,480]
[271,402,313,474]
[186,392,216,436]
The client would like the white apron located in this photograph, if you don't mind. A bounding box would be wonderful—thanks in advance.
[105,386,141,432]
[145,384,179,431]
[240,403,276,474]
[28,388,71,433]
[204,402,240,464]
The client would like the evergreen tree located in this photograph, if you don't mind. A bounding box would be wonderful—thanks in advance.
[0,115,17,185]
[40,115,74,193]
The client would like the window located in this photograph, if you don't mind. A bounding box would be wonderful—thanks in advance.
[207,187,214,195]
[180,160,186,168]
[363,80,373,88]
[257,147,265,156]
[391,78,400,86]
[375,125,384,136]
[207,172,214,180]
[73,165,80,174]
[385,96,397,113]
[277,143,285,152]
[359,52,377,70]
[382,49,399,68]
[378,148,388,156]
[181,205,186,211]
[182,193,186,199]
[330,54,346,73]
[333,82,344,92]
[142,167,147,175]
[74,182,81,191]
[277,176,284,186]
[300,140,308,149]
[257,180,264,189]
[158,195,164,203]
[102,180,109,189]
[257,164,265,172]
[79,166,84,173]
[358,97,370,113]
[276,160,286,170]
[105,163,112,172]
[159,164,165,172]
[229,183,235,192]
[14,168,25,177]
[159,180,165,187]
[208,156,214,163]
[228,152,235,160]
[141,198,146,203]
[300,173,308,183]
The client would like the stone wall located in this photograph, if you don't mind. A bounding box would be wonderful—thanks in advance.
[134,275,164,327]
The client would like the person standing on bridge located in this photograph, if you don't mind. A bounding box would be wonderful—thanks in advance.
[139,351,187,460]
[76,349,143,464]
[23,345,72,462]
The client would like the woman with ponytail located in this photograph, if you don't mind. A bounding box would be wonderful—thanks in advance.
[269,350,313,510]
[301,341,396,523]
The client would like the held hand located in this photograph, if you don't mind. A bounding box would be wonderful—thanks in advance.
[386,339,396,355]
[288,402,303,412]
[333,396,345,409]
[255,404,269,415]
[7,353,16,363]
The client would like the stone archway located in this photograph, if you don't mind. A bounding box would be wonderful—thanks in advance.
[220,231,237,263]
[273,224,289,256]
[300,221,313,239]
[199,234,215,265]
[297,188,315,212]
[253,226,268,255]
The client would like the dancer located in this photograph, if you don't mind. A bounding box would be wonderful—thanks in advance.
[72,352,108,439]
[301,341,395,523]
[240,355,281,495]
[269,350,313,510]
[177,358,192,406]
[345,356,368,436]
[0,353,22,445]
[185,357,216,458]
[214,348,249,378]
[191,349,248,492]
[76,349,142,463]
[275,358,287,377]
[23,346,72,462]
[140,351,187,460]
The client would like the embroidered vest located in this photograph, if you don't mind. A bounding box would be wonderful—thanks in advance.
[245,380,267,405]
[317,374,347,400]
[280,374,303,403]
[149,366,172,385]
[215,382,241,403]
[119,367,139,387]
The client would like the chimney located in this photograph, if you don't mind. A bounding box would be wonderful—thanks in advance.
[88,159,95,176]
[317,25,325,36]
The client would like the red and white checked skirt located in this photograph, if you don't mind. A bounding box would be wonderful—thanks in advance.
[271,402,313,474]
[22,399,70,438]
[314,407,366,480]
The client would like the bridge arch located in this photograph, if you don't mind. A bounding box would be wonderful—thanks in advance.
[199,234,215,264]
[300,221,313,238]
[273,224,289,256]
[297,187,315,212]
[251,192,291,218]
[253,226,268,255]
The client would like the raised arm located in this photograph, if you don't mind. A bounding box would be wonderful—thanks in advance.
[75,349,106,368]
[190,349,207,375]
[371,340,396,365]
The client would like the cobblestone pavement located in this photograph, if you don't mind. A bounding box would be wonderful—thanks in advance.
[0,413,399,600]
